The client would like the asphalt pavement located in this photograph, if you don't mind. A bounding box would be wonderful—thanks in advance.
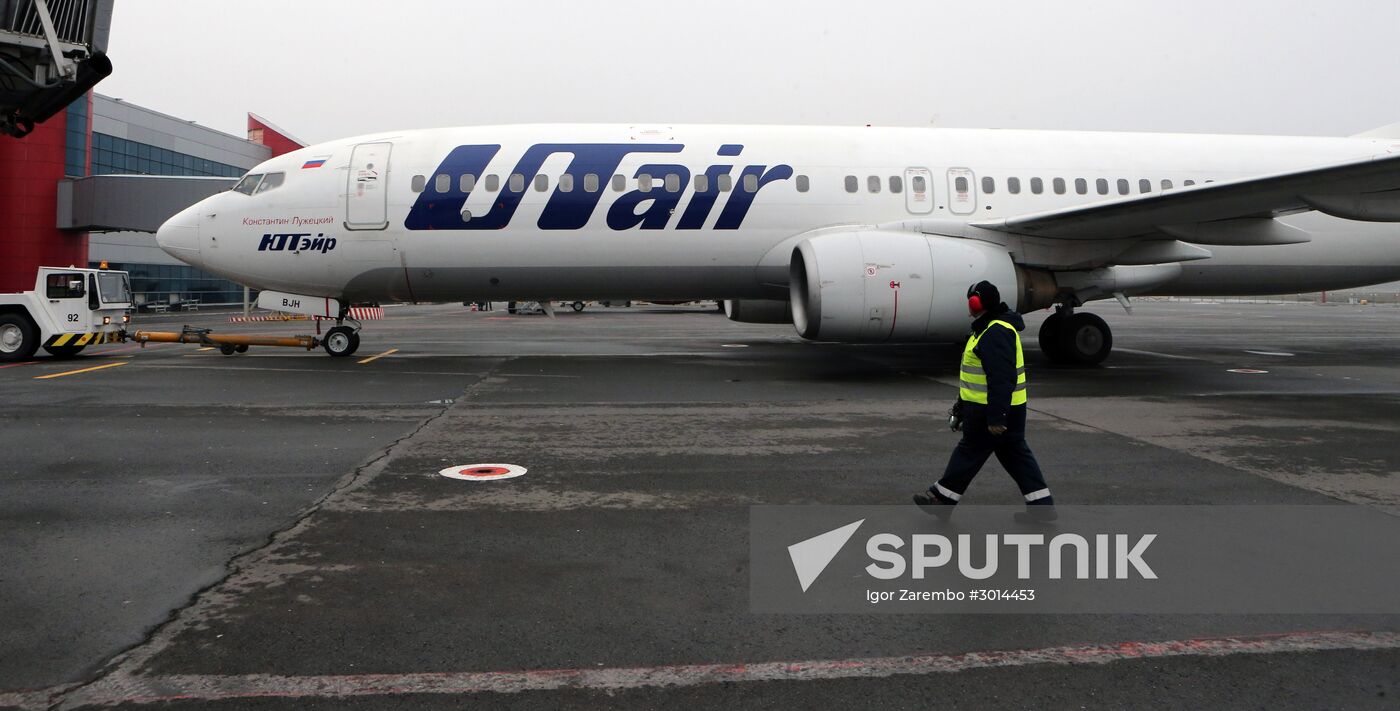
[1,300,1397,709]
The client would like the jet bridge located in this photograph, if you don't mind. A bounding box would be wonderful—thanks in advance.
[0,0,113,138]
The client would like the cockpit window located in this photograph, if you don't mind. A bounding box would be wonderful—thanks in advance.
[232,173,264,195]
[254,172,285,194]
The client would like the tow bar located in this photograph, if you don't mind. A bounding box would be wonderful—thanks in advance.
[131,326,320,355]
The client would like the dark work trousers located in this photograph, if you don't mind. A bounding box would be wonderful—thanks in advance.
[932,403,1052,505]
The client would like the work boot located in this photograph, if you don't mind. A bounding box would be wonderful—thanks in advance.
[912,490,955,519]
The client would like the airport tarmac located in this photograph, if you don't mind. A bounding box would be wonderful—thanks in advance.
[2,300,1398,709]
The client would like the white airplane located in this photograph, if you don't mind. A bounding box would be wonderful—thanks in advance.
[156,123,1400,359]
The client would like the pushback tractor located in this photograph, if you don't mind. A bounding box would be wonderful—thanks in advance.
[0,266,132,362]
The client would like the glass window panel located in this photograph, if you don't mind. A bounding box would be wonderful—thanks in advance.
[411,175,426,192]
[508,173,524,192]
[1096,178,1109,195]
[718,174,732,192]
[665,173,680,192]
[982,176,995,194]
[695,174,710,193]
[1031,177,1044,194]
[1139,179,1152,193]
[844,175,858,193]
[1117,178,1129,195]
[534,174,548,192]
[1074,178,1087,194]
[584,173,599,192]
[745,174,760,192]
[867,175,881,193]
[460,174,476,192]
[612,174,626,191]
[435,174,451,193]
[795,175,809,192]
[1007,177,1021,194]
[637,174,653,192]
[486,174,500,191]
[889,176,902,193]
[559,174,574,192]
[1161,179,1173,190]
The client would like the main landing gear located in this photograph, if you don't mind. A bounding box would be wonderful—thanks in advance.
[1038,304,1112,365]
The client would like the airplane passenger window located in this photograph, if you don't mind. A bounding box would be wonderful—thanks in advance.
[1030,177,1043,194]
[612,174,626,191]
[795,175,808,192]
[955,176,969,193]
[665,173,680,192]
[1117,179,1129,195]
[534,175,549,192]
[695,174,710,193]
[460,174,476,192]
[232,173,263,195]
[411,175,426,193]
[1139,179,1151,193]
[584,173,599,192]
[254,172,285,194]
[745,174,760,193]
[638,174,653,192]
[1183,179,1195,186]
[508,173,524,192]
[1007,177,1021,194]
[889,176,902,193]
[867,176,881,193]
[844,175,858,193]
[435,174,451,193]
[559,174,574,193]
[1096,178,1109,195]
[912,175,927,192]
[718,174,733,192]
[486,174,500,191]
[1161,179,1174,190]
[1074,178,1087,195]
[1053,177,1066,195]
[982,176,995,194]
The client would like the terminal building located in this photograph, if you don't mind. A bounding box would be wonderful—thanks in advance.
[0,91,302,308]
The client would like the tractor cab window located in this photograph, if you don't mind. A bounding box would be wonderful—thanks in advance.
[46,273,85,299]
[96,272,133,304]
[232,173,264,195]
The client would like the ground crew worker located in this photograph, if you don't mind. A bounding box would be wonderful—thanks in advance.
[913,281,1055,520]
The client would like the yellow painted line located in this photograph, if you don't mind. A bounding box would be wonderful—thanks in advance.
[357,348,398,365]
[34,361,128,380]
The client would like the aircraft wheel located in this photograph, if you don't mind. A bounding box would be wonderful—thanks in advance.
[570,301,585,313]
[42,344,86,358]
[235,344,250,353]
[1059,312,1113,365]
[0,314,39,362]
[323,326,360,357]
[220,344,238,356]
[1037,312,1068,363]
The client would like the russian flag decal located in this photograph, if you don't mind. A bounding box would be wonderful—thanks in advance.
[302,157,328,169]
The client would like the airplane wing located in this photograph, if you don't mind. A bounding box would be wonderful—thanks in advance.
[971,151,1400,241]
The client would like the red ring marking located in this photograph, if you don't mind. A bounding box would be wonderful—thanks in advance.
[461,467,511,477]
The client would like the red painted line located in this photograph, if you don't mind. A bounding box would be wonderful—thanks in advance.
[0,360,38,369]
[41,629,1400,708]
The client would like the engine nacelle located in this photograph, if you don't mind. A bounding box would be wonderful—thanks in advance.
[789,231,1024,342]
[723,299,792,324]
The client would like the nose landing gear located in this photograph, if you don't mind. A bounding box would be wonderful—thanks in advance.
[1038,304,1113,365]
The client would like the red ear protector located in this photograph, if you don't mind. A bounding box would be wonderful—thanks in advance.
[967,294,983,313]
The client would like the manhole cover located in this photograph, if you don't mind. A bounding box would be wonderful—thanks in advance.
[439,463,527,481]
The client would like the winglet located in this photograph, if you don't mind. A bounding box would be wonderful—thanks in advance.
[1351,120,1400,139]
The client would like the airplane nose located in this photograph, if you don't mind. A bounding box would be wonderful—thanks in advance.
[156,204,201,262]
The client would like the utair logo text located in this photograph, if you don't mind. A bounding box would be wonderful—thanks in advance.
[404,143,792,232]
[788,520,1157,592]
[258,233,337,254]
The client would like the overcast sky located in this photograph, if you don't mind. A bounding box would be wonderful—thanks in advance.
[98,0,1400,146]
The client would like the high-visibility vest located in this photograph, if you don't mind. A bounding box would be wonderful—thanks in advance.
[959,320,1028,405]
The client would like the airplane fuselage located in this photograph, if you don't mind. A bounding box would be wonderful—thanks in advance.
[158,124,1400,305]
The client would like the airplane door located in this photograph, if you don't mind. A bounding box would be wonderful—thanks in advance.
[346,142,392,230]
[947,167,977,216]
[904,167,934,214]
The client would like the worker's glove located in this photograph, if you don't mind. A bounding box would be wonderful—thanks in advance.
[947,400,964,432]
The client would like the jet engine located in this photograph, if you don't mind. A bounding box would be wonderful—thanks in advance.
[789,231,1054,342]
